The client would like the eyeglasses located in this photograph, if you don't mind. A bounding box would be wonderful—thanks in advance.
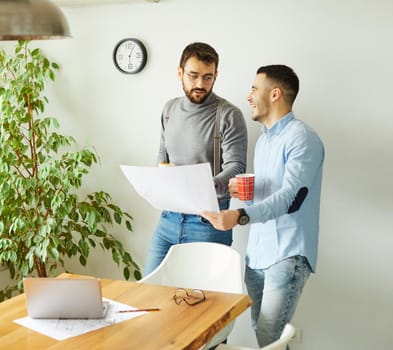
[184,71,215,84]
[173,288,206,306]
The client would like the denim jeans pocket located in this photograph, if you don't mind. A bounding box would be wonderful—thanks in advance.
[199,216,212,225]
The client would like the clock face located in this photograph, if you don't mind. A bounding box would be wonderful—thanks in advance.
[113,38,148,74]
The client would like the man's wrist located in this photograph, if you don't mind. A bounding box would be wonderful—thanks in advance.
[237,208,249,225]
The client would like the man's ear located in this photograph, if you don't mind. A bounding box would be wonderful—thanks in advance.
[271,87,282,102]
[177,66,183,80]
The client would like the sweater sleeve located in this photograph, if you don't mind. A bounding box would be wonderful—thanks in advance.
[214,99,248,196]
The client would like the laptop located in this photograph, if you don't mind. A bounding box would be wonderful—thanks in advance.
[23,277,107,319]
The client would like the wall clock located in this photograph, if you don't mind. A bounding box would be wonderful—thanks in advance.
[113,38,148,74]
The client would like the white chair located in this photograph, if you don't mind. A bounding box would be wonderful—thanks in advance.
[216,323,296,350]
[139,242,243,350]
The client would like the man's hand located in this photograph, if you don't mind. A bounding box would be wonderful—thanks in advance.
[229,178,239,199]
[201,210,240,231]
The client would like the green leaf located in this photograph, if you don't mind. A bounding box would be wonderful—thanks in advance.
[134,270,142,281]
[49,247,59,261]
[125,220,132,231]
[78,239,89,257]
[123,267,130,280]
[88,238,96,248]
[114,212,121,225]
[79,255,87,266]
[87,211,96,229]
[31,48,40,56]
[49,70,55,81]
[103,238,110,250]
[112,250,119,265]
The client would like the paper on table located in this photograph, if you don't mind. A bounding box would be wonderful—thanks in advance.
[120,163,219,215]
[13,298,147,341]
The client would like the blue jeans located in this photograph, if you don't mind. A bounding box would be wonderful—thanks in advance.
[245,256,311,347]
[144,199,232,275]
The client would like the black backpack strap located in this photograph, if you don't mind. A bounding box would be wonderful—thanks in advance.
[213,98,225,176]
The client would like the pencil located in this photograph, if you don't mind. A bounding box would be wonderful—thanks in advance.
[116,307,161,313]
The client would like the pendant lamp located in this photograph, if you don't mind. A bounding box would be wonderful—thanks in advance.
[0,0,70,40]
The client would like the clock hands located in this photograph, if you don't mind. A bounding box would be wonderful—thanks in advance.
[128,45,135,64]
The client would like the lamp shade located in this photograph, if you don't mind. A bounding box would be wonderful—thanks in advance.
[0,0,70,40]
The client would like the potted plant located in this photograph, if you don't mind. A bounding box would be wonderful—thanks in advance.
[0,40,141,301]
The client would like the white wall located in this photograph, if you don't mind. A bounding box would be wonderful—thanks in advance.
[2,0,393,349]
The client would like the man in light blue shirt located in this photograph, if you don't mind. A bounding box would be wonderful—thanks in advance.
[202,65,324,347]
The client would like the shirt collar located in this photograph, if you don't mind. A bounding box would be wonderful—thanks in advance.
[261,112,294,135]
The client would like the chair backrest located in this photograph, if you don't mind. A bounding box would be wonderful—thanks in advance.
[138,242,243,350]
[139,242,243,293]
[261,324,296,350]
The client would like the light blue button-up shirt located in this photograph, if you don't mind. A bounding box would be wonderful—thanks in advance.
[245,112,324,272]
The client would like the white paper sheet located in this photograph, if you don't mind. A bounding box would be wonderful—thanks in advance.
[14,298,147,341]
[120,163,219,214]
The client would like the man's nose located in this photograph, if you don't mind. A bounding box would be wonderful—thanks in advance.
[195,76,208,85]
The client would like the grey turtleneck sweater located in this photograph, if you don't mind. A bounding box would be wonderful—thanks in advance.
[158,92,248,199]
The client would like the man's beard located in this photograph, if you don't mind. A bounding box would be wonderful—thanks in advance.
[183,84,212,104]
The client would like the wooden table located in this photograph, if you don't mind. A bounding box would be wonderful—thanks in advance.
[0,274,252,349]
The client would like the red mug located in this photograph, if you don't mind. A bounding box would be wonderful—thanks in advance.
[236,174,255,201]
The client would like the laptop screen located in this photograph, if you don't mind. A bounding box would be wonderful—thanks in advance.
[23,277,105,319]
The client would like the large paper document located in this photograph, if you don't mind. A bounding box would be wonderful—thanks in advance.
[120,163,219,215]
[14,298,147,341]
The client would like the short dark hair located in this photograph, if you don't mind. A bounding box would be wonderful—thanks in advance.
[257,65,299,105]
[179,42,219,71]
